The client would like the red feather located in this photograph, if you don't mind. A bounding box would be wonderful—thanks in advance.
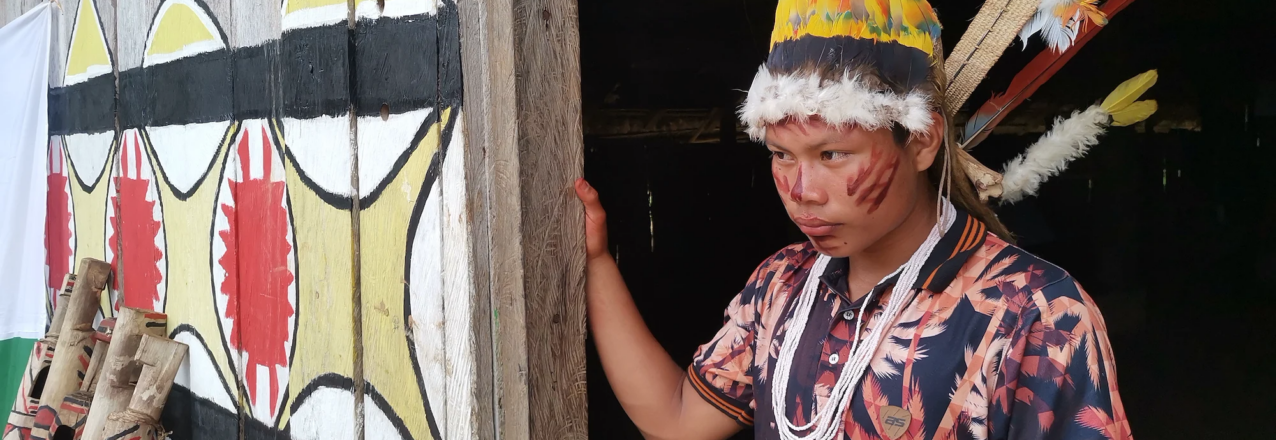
[960,0,1137,150]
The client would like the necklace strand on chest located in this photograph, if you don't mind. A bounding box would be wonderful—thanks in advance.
[769,199,956,440]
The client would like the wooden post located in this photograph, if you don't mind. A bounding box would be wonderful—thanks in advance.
[512,0,588,437]
[3,274,75,440]
[79,308,165,440]
[457,0,516,438]
[98,335,187,440]
[457,0,588,437]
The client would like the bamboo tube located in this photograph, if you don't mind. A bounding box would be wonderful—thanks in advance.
[57,259,111,340]
[97,335,187,440]
[42,319,115,440]
[3,274,75,440]
[27,259,109,440]
[79,309,165,440]
[28,325,95,440]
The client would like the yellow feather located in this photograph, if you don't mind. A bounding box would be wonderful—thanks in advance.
[1100,69,1158,113]
[1109,99,1157,126]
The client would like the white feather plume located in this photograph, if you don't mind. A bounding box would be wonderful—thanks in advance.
[1018,0,1081,52]
[739,65,934,141]
[999,105,1110,203]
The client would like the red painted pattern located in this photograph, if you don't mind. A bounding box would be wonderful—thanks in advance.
[217,125,294,417]
[789,165,805,202]
[845,147,901,214]
[108,131,163,309]
[30,406,55,440]
[772,164,791,196]
[45,140,73,293]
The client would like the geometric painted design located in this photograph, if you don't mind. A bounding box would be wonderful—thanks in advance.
[212,120,298,425]
[64,0,112,86]
[143,0,224,67]
[353,0,438,21]
[282,0,347,30]
[61,0,115,189]
[142,0,230,195]
[105,129,168,313]
[355,109,433,200]
[288,381,404,440]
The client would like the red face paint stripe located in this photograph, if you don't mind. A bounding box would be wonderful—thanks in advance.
[773,165,791,195]
[864,155,901,214]
[846,148,880,198]
[789,165,804,201]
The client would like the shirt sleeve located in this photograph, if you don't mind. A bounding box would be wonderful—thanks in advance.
[687,255,775,427]
[996,278,1132,440]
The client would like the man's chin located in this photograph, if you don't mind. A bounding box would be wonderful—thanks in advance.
[808,235,854,257]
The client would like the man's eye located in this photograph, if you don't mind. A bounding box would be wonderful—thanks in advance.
[822,151,850,160]
[772,151,793,161]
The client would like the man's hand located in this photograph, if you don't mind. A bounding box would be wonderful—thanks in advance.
[574,178,610,262]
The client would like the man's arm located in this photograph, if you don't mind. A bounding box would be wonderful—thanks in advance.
[577,178,743,440]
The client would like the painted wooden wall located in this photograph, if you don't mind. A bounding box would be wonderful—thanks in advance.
[0,0,481,438]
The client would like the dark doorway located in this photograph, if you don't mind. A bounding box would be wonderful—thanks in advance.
[580,1,1276,439]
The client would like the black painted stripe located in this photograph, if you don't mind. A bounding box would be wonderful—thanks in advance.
[766,35,933,92]
[51,14,456,135]
[48,74,115,136]
[352,16,437,116]
[281,23,351,119]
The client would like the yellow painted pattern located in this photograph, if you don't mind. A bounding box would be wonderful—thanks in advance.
[277,120,356,430]
[149,124,240,402]
[65,143,109,310]
[769,0,941,57]
[359,108,449,440]
[284,0,347,15]
[66,0,110,78]
[145,3,217,57]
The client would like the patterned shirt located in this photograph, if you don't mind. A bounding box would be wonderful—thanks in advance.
[688,210,1131,440]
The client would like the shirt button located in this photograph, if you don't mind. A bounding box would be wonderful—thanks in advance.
[842,310,855,320]
[829,353,840,365]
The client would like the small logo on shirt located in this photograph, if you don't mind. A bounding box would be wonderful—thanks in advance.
[880,405,911,440]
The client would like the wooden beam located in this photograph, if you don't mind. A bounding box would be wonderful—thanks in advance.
[458,0,588,437]
[511,0,589,438]
[457,0,522,438]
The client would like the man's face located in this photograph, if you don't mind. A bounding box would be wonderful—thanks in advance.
[765,117,927,257]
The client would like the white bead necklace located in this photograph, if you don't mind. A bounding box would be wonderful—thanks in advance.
[770,199,956,440]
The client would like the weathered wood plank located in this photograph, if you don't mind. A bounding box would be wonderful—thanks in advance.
[81,308,165,440]
[456,0,525,436]
[511,0,588,437]
[457,0,528,439]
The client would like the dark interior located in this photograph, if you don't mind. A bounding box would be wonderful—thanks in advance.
[580,0,1276,438]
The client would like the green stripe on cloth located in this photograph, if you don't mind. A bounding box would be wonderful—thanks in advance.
[0,338,36,413]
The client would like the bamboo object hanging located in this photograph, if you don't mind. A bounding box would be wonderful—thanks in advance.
[28,324,95,440]
[3,274,75,440]
[98,335,187,440]
[24,258,110,440]
[43,319,115,440]
[79,308,166,440]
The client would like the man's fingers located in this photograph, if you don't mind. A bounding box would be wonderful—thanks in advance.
[575,178,605,219]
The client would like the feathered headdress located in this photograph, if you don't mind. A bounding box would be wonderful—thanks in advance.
[740,0,945,140]
[740,0,1156,205]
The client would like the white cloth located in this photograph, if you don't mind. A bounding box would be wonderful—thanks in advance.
[0,3,51,340]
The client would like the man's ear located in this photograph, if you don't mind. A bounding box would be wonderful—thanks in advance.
[909,111,945,172]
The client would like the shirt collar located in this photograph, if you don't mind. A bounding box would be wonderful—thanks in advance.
[818,208,988,297]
